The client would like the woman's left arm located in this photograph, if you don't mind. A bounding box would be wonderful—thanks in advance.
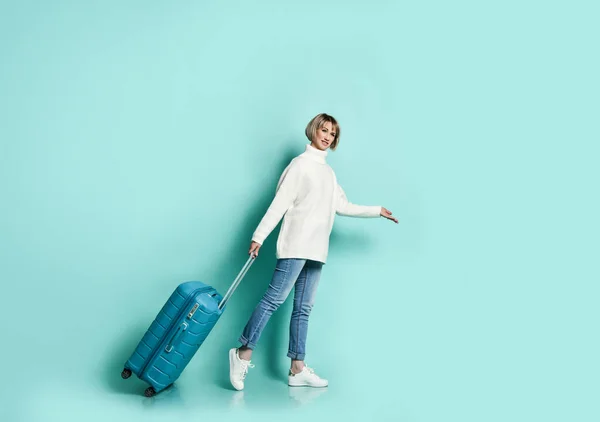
[336,184,398,223]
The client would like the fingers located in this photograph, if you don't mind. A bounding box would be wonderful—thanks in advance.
[382,208,398,224]
[249,242,261,257]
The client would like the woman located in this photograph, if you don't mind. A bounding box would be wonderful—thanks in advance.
[229,113,398,390]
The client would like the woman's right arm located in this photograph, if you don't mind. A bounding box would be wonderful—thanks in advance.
[249,163,302,255]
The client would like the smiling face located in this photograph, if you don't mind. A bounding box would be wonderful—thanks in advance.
[305,113,341,151]
[311,121,336,151]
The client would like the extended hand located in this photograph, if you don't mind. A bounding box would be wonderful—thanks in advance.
[380,207,398,224]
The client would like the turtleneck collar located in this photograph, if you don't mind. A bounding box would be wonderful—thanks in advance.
[301,143,328,164]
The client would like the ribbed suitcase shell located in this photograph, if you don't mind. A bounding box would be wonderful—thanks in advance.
[124,281,225,393]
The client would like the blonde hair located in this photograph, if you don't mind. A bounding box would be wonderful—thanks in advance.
[305,113,341,151]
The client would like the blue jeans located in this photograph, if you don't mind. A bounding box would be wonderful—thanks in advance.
[238,258,323,361]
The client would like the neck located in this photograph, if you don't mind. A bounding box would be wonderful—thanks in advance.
[302,143,328,164]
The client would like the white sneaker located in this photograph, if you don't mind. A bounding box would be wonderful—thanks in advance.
[288,365,328,388]
[229,348,254,391]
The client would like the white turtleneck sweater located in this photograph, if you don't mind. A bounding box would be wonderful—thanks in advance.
[252,144,382,264]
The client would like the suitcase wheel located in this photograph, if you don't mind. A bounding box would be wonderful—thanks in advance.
[121,368,132,379]
[144,387,156,398]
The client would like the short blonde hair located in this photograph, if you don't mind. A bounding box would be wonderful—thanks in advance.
[305,113,341,151]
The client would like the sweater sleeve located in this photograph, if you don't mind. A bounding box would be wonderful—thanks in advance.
[335,183,382,218]
[251,163,303,245]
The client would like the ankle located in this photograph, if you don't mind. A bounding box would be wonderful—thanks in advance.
[238,347,252,361]
[290,361,305,374]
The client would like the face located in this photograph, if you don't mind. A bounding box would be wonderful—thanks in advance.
[311,121,336,151]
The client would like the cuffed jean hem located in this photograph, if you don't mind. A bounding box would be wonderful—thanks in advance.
[238,335,257,350]
[287,350,306,360]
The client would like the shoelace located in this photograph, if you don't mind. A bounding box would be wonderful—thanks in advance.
[292,365,318,377]
[240,361,255,380]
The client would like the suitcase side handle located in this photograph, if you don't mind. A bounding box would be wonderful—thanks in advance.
[165,321,188,353]
[218,254,256,310]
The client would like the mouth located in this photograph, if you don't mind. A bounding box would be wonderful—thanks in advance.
[322,140,330,146]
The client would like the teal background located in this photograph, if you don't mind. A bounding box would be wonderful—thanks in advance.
[1,0,598,421]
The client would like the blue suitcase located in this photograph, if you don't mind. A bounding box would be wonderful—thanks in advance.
[121,255,256,397]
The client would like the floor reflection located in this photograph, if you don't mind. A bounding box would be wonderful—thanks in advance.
[229,390,246,408]
[141,384,184,408]
[288,386,328,406]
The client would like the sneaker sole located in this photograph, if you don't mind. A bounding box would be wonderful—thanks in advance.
[288,379,328,388]
[229,349,244,391]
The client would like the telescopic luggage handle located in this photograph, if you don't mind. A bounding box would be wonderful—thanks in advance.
[218,254,257,310]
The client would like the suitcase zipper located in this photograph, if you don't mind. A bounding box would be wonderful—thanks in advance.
[139,286,214,377]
